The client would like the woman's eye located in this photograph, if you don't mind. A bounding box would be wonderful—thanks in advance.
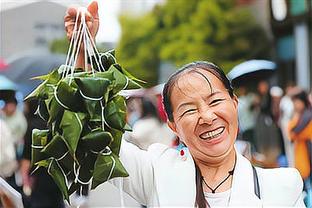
[209,99,224,105]
[181,109,196,117]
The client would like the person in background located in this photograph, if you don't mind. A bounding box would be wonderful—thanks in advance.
[288,90,312,194]
[253,80,282,166]
[0,118,17,179]
[20,99,64,208]
[0,90,27,193]
[269,86,287,166]
[126,97,143,127]
[237,85,257,151]
[128,97,175,150]
[0,90,27,153]
[279,82,299,167]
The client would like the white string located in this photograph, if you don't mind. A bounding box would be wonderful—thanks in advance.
[64,8,91,81]
[119,178,125,208]
[31,145,45,149]
[100,100,105,131]
[70,12,86,82]
[107,156,116,181]
[53,85,70,110]
[63,10,81,78]
[47,159,69,188]
[66,14,84,79]
[123,77,130,90]
[85,25,102,72]
[35,105,46,121]
[106,52,117,64]
[79,90,103,101]
[56,151,69,161]
[74,113,83,131]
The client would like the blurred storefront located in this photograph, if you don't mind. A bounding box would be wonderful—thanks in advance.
[270,0,312,90]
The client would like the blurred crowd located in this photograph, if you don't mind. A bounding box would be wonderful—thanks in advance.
[236,80,312,202]
[0,77,311,207]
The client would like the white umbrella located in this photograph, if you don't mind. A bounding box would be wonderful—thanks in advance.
[227,60,276,87]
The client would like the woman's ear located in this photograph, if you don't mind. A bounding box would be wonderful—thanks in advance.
[167,121,177,134]
[233,95,238,109]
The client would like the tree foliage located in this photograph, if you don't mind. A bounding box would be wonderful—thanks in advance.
[117,0,270,86]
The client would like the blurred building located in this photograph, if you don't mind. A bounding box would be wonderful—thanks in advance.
[237,0,311,90]
[0,0,89,60]
[0,1,65,59]
[270,0,312,90]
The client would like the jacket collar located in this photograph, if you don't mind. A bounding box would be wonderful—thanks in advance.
[229,151,263,206]
[153,148,196,206]
[153,148,262,207]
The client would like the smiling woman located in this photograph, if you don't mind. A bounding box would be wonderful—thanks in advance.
[64,2,305,207]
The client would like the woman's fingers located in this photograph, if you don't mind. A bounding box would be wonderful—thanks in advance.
[64,6,78,40]
[87,1,99,39]
[64,2,99,41]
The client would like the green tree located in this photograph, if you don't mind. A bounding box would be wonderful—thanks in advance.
[117,0,270,86]
[50,37,70,54]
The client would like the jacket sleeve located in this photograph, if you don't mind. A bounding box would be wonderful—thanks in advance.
[293,192,306,207]
[288,168,305,207]
[110,139,167,206]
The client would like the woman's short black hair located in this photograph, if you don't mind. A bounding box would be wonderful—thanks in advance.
[162,61,234,122]
[292,90,311,108]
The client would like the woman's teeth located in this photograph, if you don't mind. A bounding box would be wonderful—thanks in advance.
[200,127,224,140]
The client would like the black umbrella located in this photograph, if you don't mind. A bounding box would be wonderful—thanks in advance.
[227,60,276,87]
[1,52,66,96]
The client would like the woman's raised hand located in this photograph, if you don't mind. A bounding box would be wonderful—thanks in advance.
[64,1,99,68]
[64,1,99,42]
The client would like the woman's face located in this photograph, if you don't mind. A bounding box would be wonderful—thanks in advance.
[293,98,305,113]
[168,69,238,163]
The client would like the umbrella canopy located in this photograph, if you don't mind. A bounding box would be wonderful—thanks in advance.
[227,60,276,87]
[0,75,17,91]
[1,52,66,96]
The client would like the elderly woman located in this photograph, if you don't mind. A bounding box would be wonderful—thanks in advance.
[64,2,304,207]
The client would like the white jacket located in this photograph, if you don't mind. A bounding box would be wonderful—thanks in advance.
[113,140,305,207]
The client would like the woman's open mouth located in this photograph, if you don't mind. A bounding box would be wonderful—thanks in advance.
[199,127,225,140]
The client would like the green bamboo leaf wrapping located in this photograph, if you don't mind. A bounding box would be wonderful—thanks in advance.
[48,159,69,201]
[35,159,50,168]
[81,129,113,152]
[33,68,61,83]
[36,100,49,121]
[25,80,47,100]
[26,69,61,100]
[94,71,114,80]
[113,64,146,84]
[91,153,128,189]
[107,49,115,57]
[84,99,102,122]
[47,97,64,124]
[41,134,68,160]
[75,77,111,99]
[77,153,97,185]
[60,111,86,157]
[123,123,132,131]
[108,128,123,155]
[107,65,127,93]
[99,52,116,71]
[104,96,126,130]
[31,129,49,166]
[68,182,80,196]
[28,48,141,201]
[55,81,81,111]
